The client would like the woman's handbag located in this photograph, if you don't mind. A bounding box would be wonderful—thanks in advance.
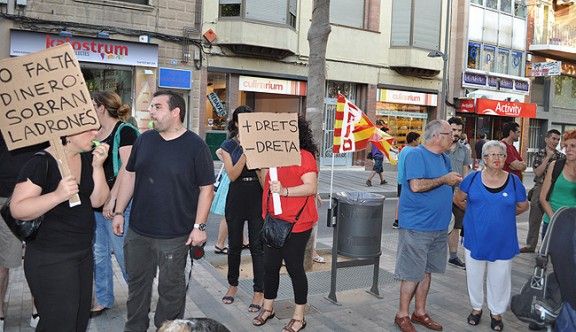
[262,196,309,249]
[0,152,48,242]
[1,198,43,241]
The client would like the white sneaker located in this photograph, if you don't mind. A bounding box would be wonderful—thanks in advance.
[1,317,5,332]
[30,314,39,328]
[312,254,326,263]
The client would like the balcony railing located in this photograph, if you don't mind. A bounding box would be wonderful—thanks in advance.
[533,23,576,48]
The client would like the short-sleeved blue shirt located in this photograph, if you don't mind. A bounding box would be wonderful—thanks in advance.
[397,145,415,183]
[459,171,527,261]
[399,145,453,231]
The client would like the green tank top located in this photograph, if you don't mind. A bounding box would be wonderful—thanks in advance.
[543,171,576,224]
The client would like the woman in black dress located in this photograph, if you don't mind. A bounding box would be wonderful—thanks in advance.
[10,129,110,331]
[220,106,265,312]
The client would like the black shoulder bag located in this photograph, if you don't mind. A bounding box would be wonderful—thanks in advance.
[0,152,48,242]
[262,193,309,249]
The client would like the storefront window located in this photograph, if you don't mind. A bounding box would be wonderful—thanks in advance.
[468,42,481,69]
[514,0,527,18]
[375,103,427,147]
[482,45,496,72]
[553,75,576,109]
[511,50,523,77]
[206,72,229,131]
[82,65,133,108]
[486,0,498,10]
[497,48,509,74]
[500,0,512,13]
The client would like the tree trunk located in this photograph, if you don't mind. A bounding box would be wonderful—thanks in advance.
[304,0,331,271]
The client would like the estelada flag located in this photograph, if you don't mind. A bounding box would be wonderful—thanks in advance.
[332,94,397,164]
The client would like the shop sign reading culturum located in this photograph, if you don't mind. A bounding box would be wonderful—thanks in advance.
[9,30,158,67]
[238,75,307,96]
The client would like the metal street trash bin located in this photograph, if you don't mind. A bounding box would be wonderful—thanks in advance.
[334,192,385,258]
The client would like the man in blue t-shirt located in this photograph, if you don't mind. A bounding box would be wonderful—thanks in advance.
[394,120,462,332]
[112,90,215,331]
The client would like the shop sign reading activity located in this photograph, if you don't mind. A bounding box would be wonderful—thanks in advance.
[458,98,536,118]
[0,43,100,205]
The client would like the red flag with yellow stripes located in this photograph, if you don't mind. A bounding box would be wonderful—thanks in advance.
[332,94,376,153]
[332,94,397,164]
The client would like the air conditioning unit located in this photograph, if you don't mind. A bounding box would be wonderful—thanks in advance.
[557,0,575,6]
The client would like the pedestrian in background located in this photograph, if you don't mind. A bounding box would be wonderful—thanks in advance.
[0,136,46,330]
[454,140,528,331]
[112,90,214,331]
[501,122,526,180]
[394,120,462,332]
[520,129,563,253]
[366,121,389,186]
[446,117,472,269]
[220,106,265,312]
[539,129,576,239]
[393,131,420,229]
[10,130,110,331]
[252,116,318,332]
[90,91,138,316]
[474,133,487,170]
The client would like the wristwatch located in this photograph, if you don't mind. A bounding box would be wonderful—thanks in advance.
[193,223,206,231]
[114,211,124,216]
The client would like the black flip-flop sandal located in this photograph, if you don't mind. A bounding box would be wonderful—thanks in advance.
[490,313,504,331]
[248,304,261,312]
[467,310,482,326]
[214,246,228,254]
[221,295,234,304]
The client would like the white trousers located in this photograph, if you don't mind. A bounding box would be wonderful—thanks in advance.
[465,249,512,315]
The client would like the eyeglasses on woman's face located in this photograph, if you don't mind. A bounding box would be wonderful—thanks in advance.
[484,153,506,158]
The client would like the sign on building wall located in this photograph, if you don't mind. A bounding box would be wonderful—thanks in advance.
[239,75,307,96]
[10,30,158,67]
[377,89,438,106]
[158,68,192,89]
[476,99,536,118]
[462,69,530,95]
[530,61,562,77]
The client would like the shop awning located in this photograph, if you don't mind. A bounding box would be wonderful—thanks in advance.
[457,98,537,118]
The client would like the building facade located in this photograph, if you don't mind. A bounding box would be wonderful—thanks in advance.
[201,0,450,166]
[2,0,454,167]
[449,0,534,162]
[1,0,203,132]
[526,0,576,165]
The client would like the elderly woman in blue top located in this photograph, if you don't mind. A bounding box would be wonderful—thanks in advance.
[454,140,529,331]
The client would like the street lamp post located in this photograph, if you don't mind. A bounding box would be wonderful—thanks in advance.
[428,50,448,119]
[428,0,452,120]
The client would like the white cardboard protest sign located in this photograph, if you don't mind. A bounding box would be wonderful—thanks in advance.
[0,43,100,206]
[238,112,301,215]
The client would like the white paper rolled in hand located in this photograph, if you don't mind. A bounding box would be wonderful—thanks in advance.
[269,167,283,215]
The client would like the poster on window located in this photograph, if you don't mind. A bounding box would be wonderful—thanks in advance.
[482,45,496,72]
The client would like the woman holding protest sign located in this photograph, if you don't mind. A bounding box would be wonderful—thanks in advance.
[220,106,265,312]
[9,129,110,331]
[90,91,139,316]
[252,116,318,332]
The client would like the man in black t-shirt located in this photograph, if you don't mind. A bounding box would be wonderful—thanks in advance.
[112,90,214,331]
[0,136,46,329]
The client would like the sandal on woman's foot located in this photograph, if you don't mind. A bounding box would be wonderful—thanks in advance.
[467,310,482,326]
[221,296,234,304]
[490,313,504,331]
[214,246,228,254]
[282,318,306,332]
[312,255,325,263]
[252,309,275,326]
[248,304,261,312]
